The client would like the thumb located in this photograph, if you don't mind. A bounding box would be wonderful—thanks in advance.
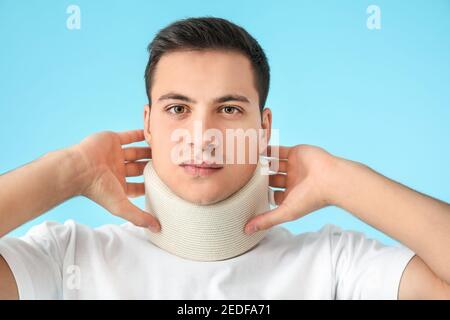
[112,198,161,232]
[244,203,293,235]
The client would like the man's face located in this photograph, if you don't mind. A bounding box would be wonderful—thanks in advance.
[144,49,271,204]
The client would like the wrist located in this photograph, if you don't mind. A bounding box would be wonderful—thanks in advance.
[46,146,93,198]
[322,155,368,208]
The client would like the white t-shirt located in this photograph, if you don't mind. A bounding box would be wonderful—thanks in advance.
[0,220,415,300]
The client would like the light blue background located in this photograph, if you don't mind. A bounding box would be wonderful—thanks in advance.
[1,0,449,245]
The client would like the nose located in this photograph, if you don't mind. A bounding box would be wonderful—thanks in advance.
[183,111,223,163]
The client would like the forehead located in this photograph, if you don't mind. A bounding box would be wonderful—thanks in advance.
[151,50,259,103]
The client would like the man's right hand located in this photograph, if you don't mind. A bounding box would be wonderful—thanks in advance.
[0,129,160,299]
[71,129,160,232]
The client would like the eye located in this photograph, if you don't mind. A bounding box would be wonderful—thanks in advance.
[167,105,188,114]
[220,106,242,115]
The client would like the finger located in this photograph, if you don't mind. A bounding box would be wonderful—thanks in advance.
[273,190,285,205]
[126,182,145,197]
[113,198,160,232]
[123,147,152,161]
[267,159,287,173]
[118,129,145,145]
[268,189,285,206]
[244,203,292,235]
[267,145,291,159]
[269,174,287,188]
[125,161,148,177]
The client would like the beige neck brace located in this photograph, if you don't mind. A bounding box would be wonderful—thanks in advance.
[143,157,271,261]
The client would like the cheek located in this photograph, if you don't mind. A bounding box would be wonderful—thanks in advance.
[223,135,260,164]
[151,139,179,168]
[225,164,255,187]
[149,119,178,157]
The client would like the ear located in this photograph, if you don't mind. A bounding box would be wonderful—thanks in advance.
[143,104,152,145]
[260,107,272,154]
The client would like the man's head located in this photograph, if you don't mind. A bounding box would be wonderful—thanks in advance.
[143,17,272,204]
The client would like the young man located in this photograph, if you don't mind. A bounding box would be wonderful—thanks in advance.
[0,17,449,300]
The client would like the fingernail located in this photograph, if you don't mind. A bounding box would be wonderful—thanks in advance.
[149,225,160,233]
[245,225,258,235]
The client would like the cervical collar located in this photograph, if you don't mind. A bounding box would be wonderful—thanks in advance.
[143,157,272,261]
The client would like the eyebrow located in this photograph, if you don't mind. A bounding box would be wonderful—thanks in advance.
[157,92,250,104]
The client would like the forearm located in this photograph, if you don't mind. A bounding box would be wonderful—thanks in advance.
[0,147,89,237]
[328,157,450,284]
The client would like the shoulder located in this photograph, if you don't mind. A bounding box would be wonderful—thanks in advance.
[258,223,393,259]
[264,223,344,244]
[18,219,145,247]
[256,223,344,257]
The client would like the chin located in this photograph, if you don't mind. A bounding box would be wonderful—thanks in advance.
[176,183,229,205]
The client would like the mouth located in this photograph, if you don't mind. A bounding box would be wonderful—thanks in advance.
[179,161,224,176]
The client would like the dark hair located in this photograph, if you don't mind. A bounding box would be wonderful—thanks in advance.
[144,17,270,111]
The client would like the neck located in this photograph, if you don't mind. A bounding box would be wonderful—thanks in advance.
[143,158,271,261]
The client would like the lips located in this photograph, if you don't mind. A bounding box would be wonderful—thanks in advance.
[180,161,223,169]
[179,161,224,176]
